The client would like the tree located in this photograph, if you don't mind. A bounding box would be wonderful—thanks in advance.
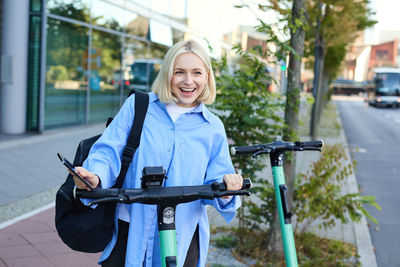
[211,44,285,236]
[253,0,308,254]
[306,0,376,139]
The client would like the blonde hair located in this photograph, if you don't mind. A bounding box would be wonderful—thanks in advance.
[151,40,216,105]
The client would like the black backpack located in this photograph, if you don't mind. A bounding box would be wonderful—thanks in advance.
[55,90,149,253]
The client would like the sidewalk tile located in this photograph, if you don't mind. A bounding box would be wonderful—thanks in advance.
[47,253,98,266]
[22,232,60,244]
[0,244,40,259]
[4,220,54,235]
[34,241,78,256]
[3,256,54,267]
[0,233,28,247]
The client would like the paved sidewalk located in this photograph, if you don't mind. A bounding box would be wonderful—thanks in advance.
[0,101,377,266]
[0,207,101,266]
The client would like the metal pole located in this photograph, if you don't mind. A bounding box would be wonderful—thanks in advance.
[38,0,47,132]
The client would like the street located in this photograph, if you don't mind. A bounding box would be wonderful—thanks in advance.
[336,96,400,267]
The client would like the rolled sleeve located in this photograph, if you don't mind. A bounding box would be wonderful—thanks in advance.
[202,121,241,223]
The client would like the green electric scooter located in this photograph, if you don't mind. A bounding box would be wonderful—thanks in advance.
[76,166,251,267]
[231,140,323,267]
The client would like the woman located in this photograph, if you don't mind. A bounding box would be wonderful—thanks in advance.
[72,40,243,267]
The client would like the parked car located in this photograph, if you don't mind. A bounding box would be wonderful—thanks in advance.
[128,59,162,92]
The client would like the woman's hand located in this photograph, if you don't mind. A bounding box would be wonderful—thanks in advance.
[70,167,100,191]
[222,174,243,199]
[223,173,243,191]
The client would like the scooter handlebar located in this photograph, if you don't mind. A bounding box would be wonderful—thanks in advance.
[231,140,324,156]
[295,140,324,149]
[217,178,252,191]
[230,145,266,156]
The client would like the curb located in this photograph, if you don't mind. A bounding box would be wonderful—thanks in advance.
[335,102,378,267]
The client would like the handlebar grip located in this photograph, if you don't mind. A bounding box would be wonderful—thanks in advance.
[75,188,119,199]
[299,140,324,148]
[242,179,252,190]
[230,145,264,155]
[218,178,252,191]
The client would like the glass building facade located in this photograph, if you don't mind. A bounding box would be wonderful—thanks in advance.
[23,0,235,131]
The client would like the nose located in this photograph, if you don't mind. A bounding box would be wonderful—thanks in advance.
[184,73,193,84]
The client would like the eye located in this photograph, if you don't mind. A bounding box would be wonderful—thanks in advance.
[174,71,184,75]
[194,71,202,75]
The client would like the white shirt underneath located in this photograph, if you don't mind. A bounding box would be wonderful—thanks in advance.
[118,103,196,222]
[166,103,196,122]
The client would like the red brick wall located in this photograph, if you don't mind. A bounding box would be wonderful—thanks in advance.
[369,39,398,68]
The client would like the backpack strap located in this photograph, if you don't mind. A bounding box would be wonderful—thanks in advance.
[114,90,149,188]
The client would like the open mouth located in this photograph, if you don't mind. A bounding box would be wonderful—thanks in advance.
[180,88,196,93]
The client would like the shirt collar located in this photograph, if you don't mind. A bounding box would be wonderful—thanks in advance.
[149,92,159,103]
[192,103,211,123]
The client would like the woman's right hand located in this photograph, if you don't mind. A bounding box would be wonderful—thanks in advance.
[70,167,100,191]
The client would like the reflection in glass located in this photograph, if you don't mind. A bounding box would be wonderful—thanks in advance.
[123,39,150,96]
[91,0,125,31]
[31,0,42,12]
[171,0,187,24]
[151,0,171,17]
[89,29,122,123]
[27,16,41,131]
[45,18,87,128]
[150,42,168,61]
[172,28,185,44]
[149,20,173,47]
[128,0,151,8]
[125,11,149,39]
[46,0,91,23]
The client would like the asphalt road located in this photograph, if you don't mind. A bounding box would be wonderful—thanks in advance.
[335,96,400,267]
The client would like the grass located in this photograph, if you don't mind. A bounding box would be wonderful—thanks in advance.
[298,99,341,138]
[212,228,359,267]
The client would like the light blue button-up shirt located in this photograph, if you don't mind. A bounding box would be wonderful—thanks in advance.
[83,92,240,267]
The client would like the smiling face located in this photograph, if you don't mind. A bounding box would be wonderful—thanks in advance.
[171,52,209,108]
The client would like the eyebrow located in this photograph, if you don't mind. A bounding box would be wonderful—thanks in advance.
[174,67,204,71]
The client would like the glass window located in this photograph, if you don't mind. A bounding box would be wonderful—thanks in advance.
[46,0,91,23]
[31,0,42,12]
[27,16,42,131]
[150,0,171,17]
[149,20,173,47]
[172,28,185,44]
[125,11,149,39]
[171,0,187,24]
[91,0,125,31]
[45,18,87,128]
[150,43,168,64]
[89,29,122,123]
[128,0,150,9]
[123,39,150,95]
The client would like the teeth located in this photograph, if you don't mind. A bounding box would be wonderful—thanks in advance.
[181,88,195,92]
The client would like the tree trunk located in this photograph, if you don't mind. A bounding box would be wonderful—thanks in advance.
[315,52,325,128]
[267,0,306,255]
[310,35,325,140]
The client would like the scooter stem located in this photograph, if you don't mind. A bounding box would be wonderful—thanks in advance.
[271,152,298,267]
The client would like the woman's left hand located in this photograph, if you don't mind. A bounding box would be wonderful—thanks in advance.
[223,173,243,191]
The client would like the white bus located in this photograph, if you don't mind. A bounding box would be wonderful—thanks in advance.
[367,67,400,108]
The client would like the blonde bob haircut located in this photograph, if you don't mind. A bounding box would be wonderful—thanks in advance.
[152,40,216,105]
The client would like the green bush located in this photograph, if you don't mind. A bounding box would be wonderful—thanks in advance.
[293,144,380,232]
